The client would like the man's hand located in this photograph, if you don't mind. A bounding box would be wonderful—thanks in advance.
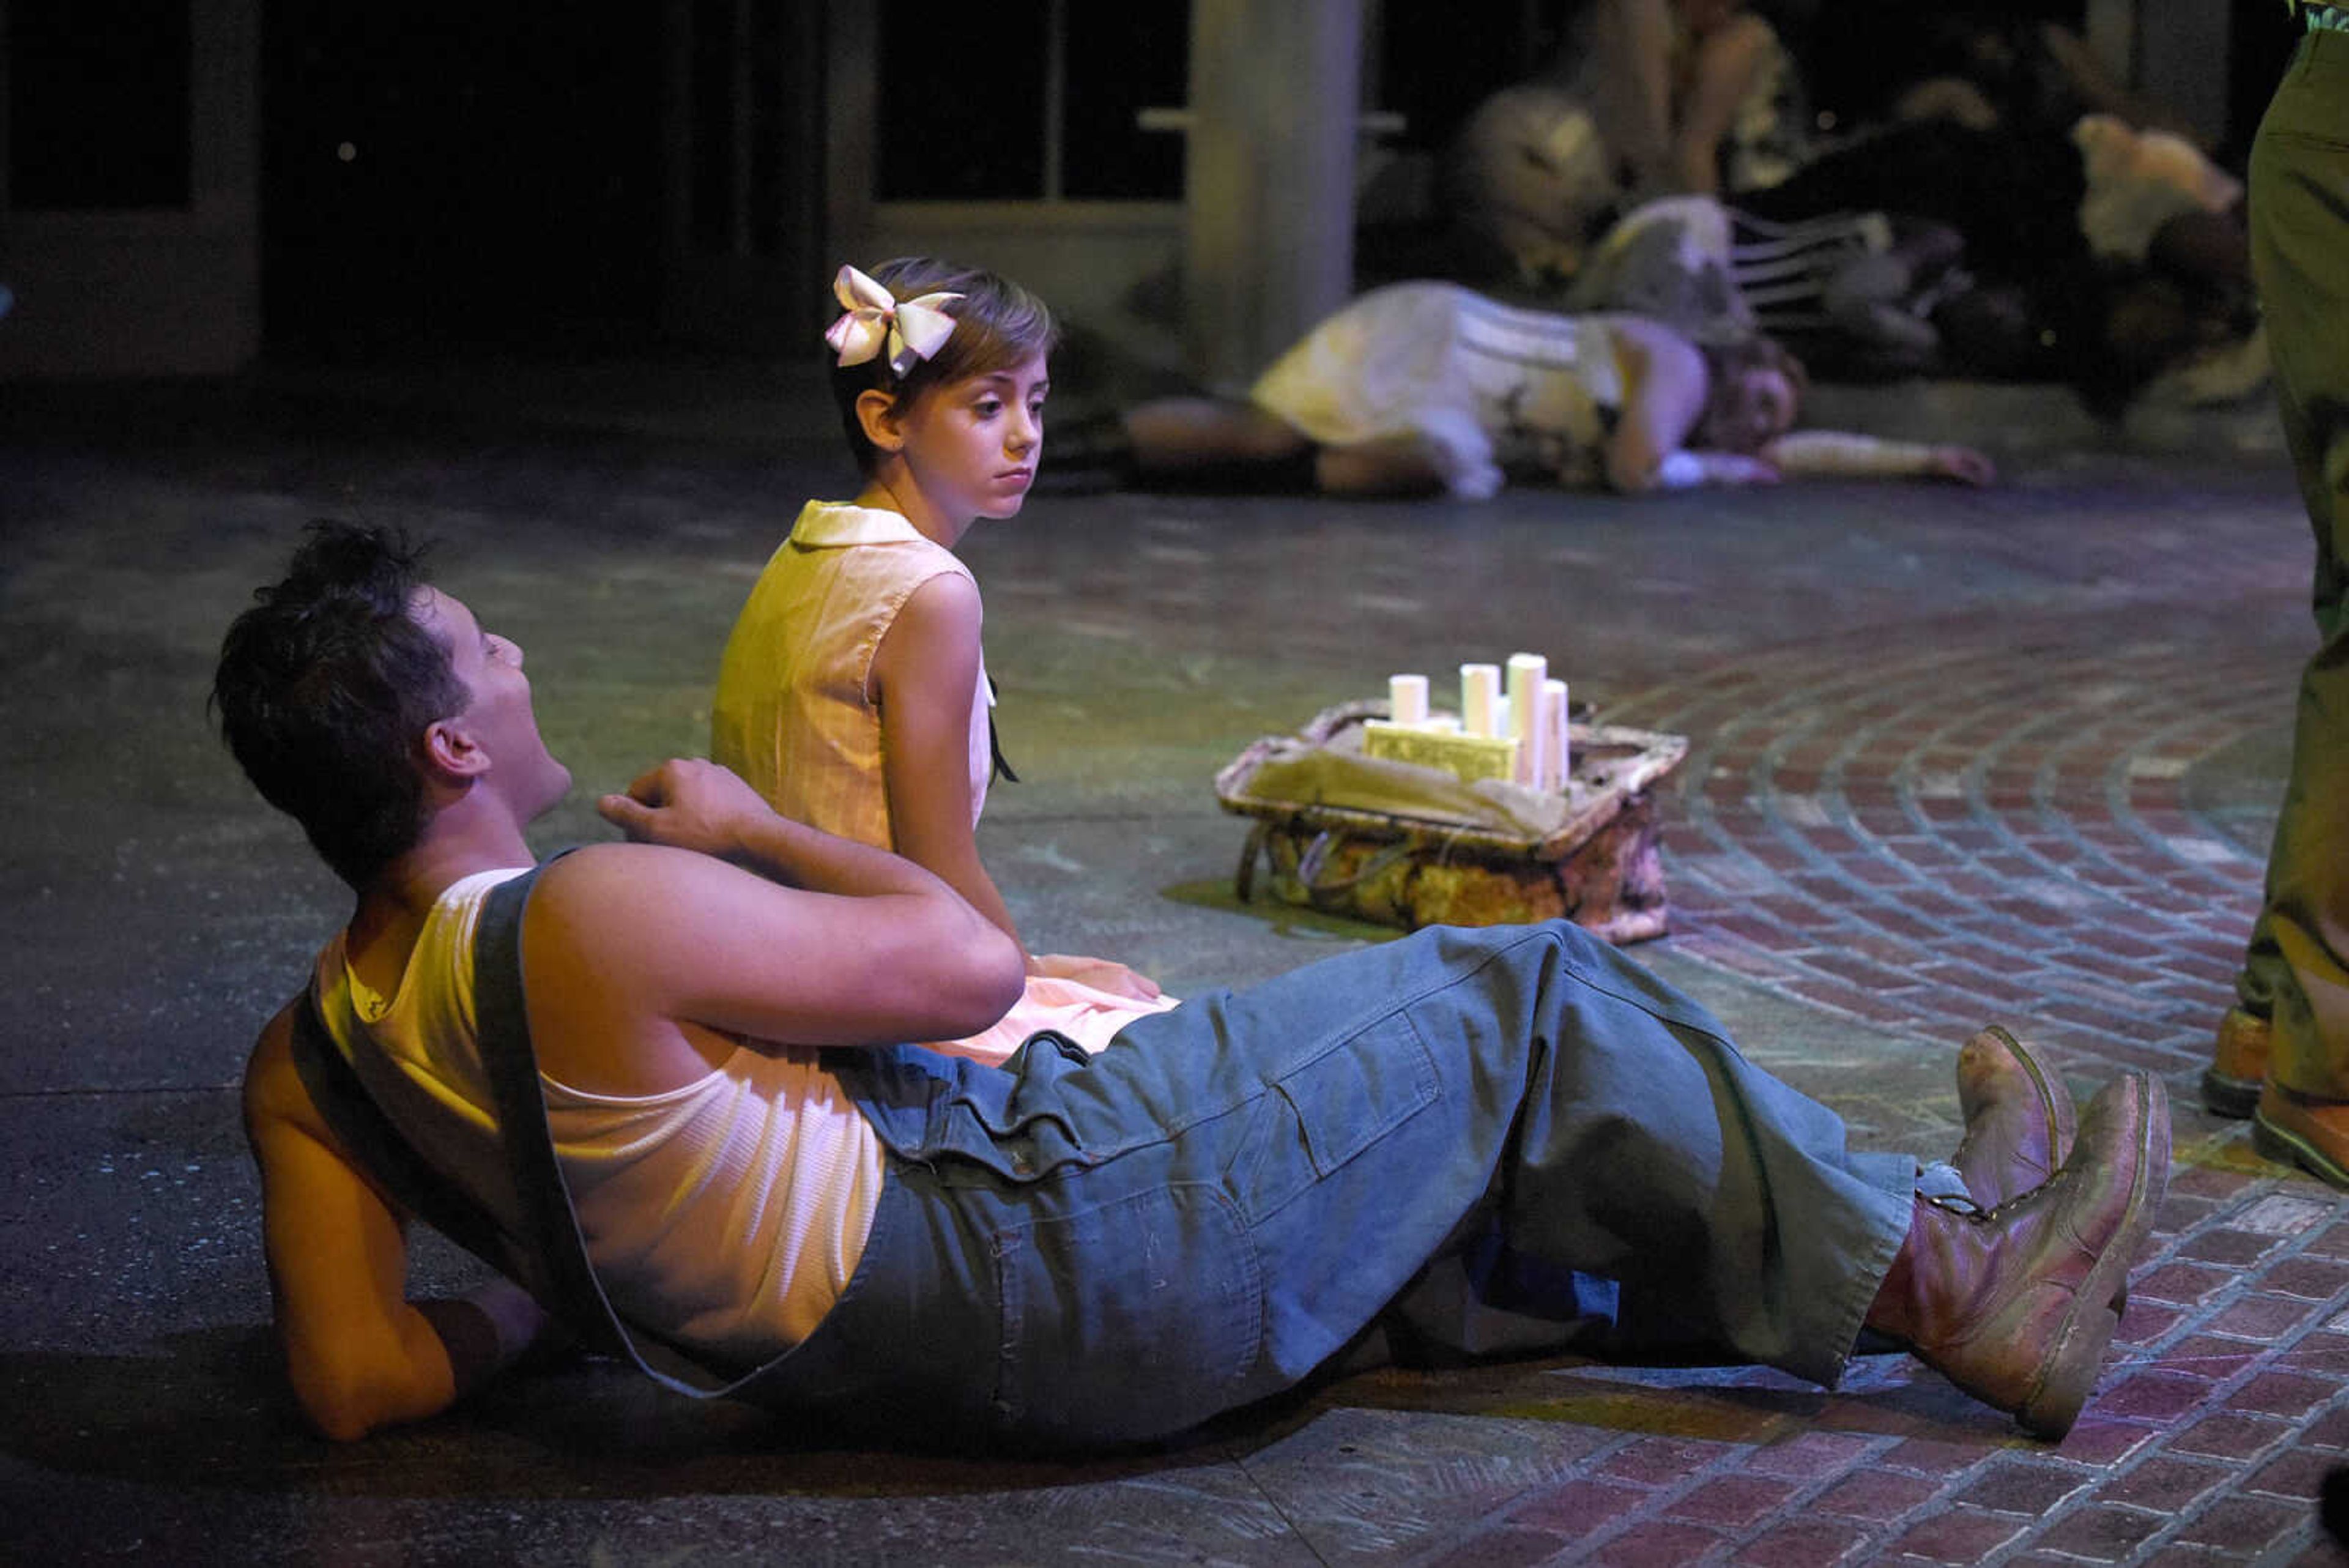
[412,1279,559,1403]
[1033,953,1164,1003]
[597,758,771,861]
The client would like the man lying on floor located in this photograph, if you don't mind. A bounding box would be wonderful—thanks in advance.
[216,521,2167,1447]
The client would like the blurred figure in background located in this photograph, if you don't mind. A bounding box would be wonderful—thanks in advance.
[2203,2,2349,1189]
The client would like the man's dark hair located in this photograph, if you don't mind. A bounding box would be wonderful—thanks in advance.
[210,521,470,889]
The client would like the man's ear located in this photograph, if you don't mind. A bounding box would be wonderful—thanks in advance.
[855,388,905,456]
[421,718,490,782]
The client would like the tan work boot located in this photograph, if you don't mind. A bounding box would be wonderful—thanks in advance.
[2254,1080,2349,1189]
[1951,1025,2077,1208]
[1868,1072,2169,1441]
[2203,1007,2269,1120]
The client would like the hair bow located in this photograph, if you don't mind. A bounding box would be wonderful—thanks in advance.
[823,265,964,377]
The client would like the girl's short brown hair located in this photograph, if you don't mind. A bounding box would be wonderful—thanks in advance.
[827,258,1058,475]
[1696,333,1810,453]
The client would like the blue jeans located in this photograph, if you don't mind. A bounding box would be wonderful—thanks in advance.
[731,921,1916,1446]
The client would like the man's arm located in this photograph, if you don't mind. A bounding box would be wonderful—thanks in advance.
[243,1005,547,1440]
[555,758,1030,1063]
[1590,0,1675,193]
[1670,14,1775,195]
[2038,23,2206,147]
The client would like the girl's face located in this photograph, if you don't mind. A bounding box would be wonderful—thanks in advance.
[892,352,1050,532]
[1705,366,1800,453]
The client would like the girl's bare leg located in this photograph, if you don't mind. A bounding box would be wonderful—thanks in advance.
[1313,434,1453,497]
[1122,398,1312,480]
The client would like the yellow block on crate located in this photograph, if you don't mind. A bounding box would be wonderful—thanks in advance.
[1361,719,1520,786]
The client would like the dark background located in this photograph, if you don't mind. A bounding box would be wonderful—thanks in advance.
[4,1,2310,360]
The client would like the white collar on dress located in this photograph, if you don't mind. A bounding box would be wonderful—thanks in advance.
[790,502,932,549]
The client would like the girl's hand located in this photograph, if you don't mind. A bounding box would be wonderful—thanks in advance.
[597,759,772,860]
[1704,452,1781,488]
[1033,953,1164,1002]
[1929,445,1997,486]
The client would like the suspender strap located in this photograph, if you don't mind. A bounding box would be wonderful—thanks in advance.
[288,989,543,1296]
[289,860,772,1399]
[464,866,751,1397]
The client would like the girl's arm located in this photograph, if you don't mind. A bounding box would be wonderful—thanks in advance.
[870,573,1163,1004]
[1762,431,1995,485]
[1601,318,1778,492]
[869,572,1028,949]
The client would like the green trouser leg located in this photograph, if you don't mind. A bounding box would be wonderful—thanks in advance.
[2238,32,2349,1096]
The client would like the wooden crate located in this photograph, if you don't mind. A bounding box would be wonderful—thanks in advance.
[1214,700,1687,943]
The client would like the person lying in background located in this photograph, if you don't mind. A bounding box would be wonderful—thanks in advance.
[1054,283,1991,501]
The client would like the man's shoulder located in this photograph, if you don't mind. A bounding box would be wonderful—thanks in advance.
[533,838,702,877]
[526,841,765,934]
[529,840,675,905]
[242,997,330,1142]
[243,1000,299,1097]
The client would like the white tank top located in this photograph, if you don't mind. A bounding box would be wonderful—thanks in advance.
[311,866,885,1366]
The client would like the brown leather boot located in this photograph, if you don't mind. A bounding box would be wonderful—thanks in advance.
[2203,1007,2269,1120]
[1868,1072,2169,1440]
[2253,1080,2349,1189]
[1951,1025,2076,1208]
[1951,1027,2128,1311]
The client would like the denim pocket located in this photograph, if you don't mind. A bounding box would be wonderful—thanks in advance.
[1232,1008,1441,1223]
[1279,1009,1439,1172]
[991,1181,1261,1442]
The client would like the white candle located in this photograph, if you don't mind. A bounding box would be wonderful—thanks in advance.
[1507,653,1546,787]
[1543,678,1571,790]
[1460,663,1501,737]
[1389,672,1430,726]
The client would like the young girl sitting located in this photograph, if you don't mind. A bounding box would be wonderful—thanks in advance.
[711,258,1173,1066]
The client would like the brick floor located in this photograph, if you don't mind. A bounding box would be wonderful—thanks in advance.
[15,379,2349,1567]
[1613,626,2280,1068]
[1507,611,2349,1566]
